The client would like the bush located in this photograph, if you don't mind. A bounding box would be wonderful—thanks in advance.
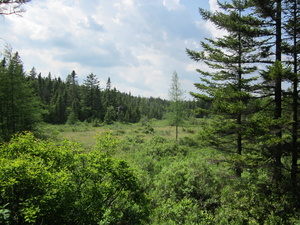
[92,118,101,127]
[214,178,298,224]
[150,135,167,144]
[178,136,198,147]
[150,160,221,224]
[0,132,149,224]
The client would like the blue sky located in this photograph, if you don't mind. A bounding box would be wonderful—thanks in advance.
[0,0,220,99]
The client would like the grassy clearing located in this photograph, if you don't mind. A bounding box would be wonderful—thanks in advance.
[38,119,201,148]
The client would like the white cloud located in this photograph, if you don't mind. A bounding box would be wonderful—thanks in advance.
[209,0,220,12]
[163,0,181,10]
[0,0,207,99]
[204,0,228,38]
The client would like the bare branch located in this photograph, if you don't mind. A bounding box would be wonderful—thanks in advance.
[0,0,31,16]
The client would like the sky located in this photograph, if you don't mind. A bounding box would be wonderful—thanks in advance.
[0,0,220,99]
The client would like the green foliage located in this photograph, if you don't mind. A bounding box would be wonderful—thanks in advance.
[215,177,297,225]
[0,132,149,224]
[168,71,186,140]
[35,120,300,224]
[0,204,10,225]
[66,111,78,125]
[91,118,101,127]
[151,160,221,224]
[0,52,42,140]
[0,54,200,127]
[140,124,154,134]
[104,106,116,125]
[95,131,119,154]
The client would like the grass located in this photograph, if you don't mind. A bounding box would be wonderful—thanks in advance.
[37,119,201,148]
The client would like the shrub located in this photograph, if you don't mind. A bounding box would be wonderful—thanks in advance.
[178,136,198,147]
[151,160,221,224]
[147,142,187,158]
[0,132,149,224]
[150,135,167,144]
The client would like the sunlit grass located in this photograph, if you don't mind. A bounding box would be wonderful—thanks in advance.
[38,119,201,147]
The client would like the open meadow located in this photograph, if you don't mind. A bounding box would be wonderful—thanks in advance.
[38,119,199,147]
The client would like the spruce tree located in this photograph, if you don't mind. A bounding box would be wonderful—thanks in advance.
[82,73,103,120]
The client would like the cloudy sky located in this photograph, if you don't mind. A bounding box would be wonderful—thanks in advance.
[0,0,219,99]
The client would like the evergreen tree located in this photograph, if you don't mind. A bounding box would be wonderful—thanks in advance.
[104,106,116,125]
[282,0,300,192]
[66,70,81,119]
[67,99,79,125]
[168,71,185,141]
[44,72,53,105]
[28,67,38,93]
[103,79,117,111]
[82,73,103,121]
[50,88,67,124]
[0,52,41,140]
[106,77,111,90]
[251,0,289,184]
[187,0,268,176]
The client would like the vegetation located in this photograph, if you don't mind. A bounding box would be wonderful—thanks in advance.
[0,53,42,141]
[0,131,149,224]
[0,0,300,224]
[167,71,185,141]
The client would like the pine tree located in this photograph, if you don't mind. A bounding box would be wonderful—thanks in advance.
[282,0,300,192]
[251,0,287,184]
[187,0,268,176]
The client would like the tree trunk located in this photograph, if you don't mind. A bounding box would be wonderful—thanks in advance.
[273,0,282,184]
[291,0,298,193]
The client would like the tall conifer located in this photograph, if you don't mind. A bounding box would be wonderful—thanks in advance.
[0,52,41,140]
[187,0,268,176]
[282,0,300,192]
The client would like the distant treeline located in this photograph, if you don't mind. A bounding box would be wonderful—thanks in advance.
[0,52,209,140]
[30,69,209,124]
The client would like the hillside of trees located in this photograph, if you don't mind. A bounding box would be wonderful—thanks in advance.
[1,0,300,224]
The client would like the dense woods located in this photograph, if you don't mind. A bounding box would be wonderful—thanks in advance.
[1,0,300,224]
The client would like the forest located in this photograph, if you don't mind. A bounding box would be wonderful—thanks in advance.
[1,0,300,224]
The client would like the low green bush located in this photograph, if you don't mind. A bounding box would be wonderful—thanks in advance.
[0,132,149,225]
